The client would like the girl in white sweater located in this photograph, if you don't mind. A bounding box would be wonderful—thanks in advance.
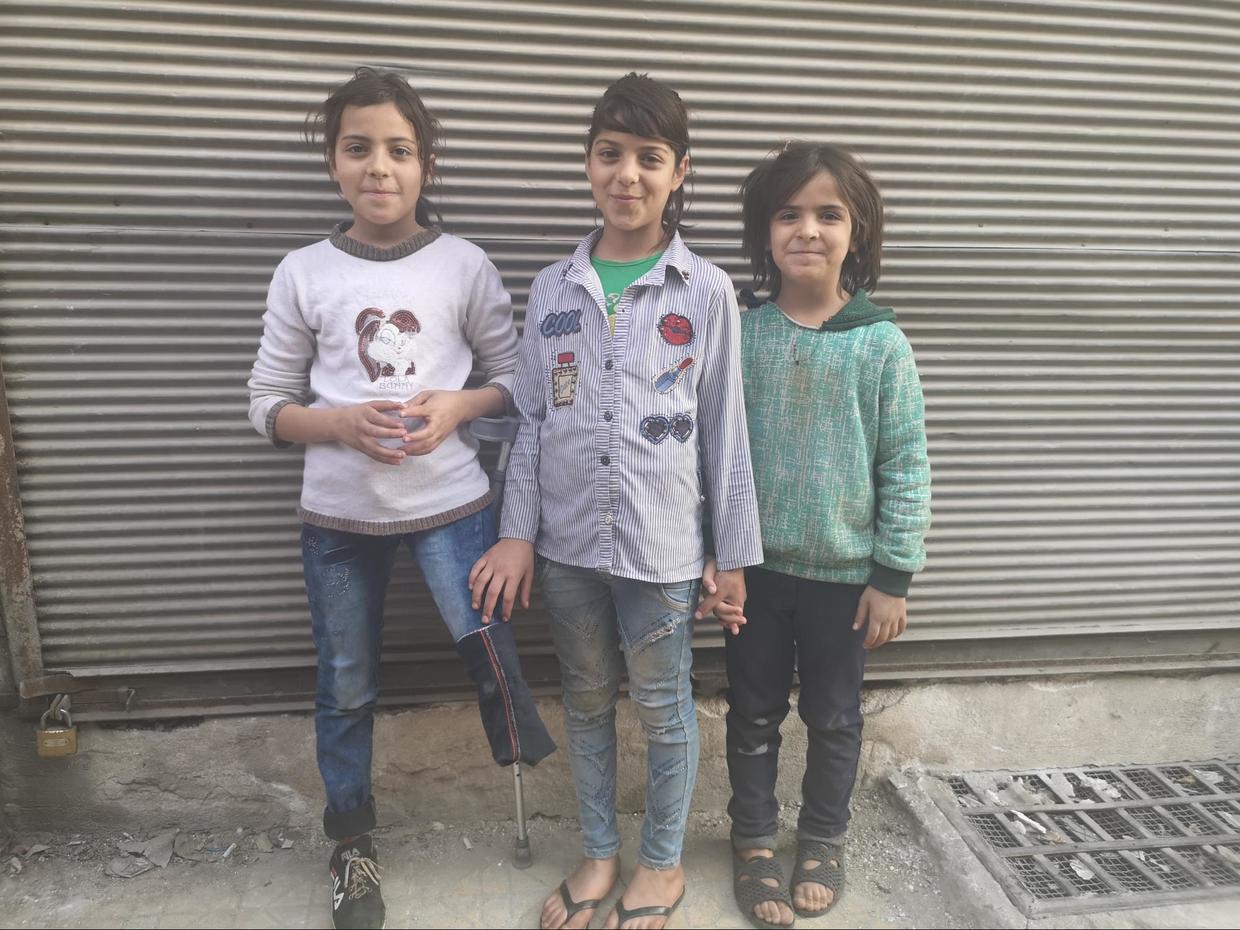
[247,67,554,930]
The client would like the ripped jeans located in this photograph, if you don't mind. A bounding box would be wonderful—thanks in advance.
[302,509,555,841]
[539,558,700,870]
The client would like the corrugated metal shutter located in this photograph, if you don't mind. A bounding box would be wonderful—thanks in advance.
[2,0,1238,710]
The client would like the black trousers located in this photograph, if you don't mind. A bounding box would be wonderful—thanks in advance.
[724,566,868,847]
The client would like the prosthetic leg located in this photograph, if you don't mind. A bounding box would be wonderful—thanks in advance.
[469,415,548,868]
[454,622,553,865]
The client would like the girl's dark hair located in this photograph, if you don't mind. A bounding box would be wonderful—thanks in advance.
[305,67,442,227]
[740,141,884,301]
[585,72,691,237]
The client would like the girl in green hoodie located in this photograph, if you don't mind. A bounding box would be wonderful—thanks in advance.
[700,142,931,929]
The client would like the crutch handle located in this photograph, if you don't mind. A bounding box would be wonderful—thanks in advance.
[471,416,521,504]
[469,416,520,445]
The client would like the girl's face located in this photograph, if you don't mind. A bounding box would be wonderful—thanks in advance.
[768,171,854,296]
[330,102,430,245]
[585,131,687,240]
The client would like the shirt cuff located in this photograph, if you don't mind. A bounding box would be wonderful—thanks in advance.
[497,493,539,544]
[868,562,913,598]
[713,539,764,573]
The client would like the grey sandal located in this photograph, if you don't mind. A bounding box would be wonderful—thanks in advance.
[791,841,845,918]
[733,852,795,929]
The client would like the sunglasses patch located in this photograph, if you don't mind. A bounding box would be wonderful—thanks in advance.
[640,413,695,445]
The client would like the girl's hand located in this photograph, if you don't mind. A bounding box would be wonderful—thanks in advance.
[469,538,535,624]
[852,586,908,649]
[399,390,472,456]
[330,401,408,465]
[712,599,746,635]
[695,558,747,635]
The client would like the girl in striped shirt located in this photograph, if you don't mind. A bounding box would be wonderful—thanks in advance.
[470,73,763,930]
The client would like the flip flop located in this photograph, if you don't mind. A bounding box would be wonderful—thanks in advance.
[613,887,685,929]
[791,841,845,919]
[548,879,609,929]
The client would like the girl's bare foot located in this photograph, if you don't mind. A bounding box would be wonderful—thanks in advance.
[540,856,620,930]
[603,862,685,930]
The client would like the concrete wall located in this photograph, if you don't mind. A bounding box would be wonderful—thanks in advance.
[3,671,1238,836]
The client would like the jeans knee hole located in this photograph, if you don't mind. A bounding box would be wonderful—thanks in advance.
[633,616,681,655]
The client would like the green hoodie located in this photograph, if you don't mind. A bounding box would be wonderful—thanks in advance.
[740,291,931,596]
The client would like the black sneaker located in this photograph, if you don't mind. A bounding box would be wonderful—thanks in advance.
[329,834,385,930]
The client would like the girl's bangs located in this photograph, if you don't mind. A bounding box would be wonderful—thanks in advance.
[766,163,825,218]
[592,102,684,153]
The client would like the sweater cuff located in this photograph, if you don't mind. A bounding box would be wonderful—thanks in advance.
[868,563,913,598]
[265,399,295,449]
[481,381,516,417]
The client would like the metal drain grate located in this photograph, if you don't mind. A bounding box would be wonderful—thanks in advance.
[931,760,1240,916]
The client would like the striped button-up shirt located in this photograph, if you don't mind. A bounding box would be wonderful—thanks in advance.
[499,230,763,583]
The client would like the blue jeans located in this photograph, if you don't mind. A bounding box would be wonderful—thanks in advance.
[302,508,555,841]
[539,558,700,870]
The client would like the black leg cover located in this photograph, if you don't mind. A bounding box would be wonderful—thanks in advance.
[454,624,557,767]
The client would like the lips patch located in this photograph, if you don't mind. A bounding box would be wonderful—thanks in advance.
[657,313,694,346]
[640,413,694,445]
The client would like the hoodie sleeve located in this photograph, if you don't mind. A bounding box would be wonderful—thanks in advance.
[869,331,932,597]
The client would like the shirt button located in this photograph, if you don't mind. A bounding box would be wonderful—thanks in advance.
[604,359,614,370]
[602,513,613,525]
[600,455,610,466]
[603,411,613,421]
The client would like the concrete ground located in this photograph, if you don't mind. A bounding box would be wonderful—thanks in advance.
[4,672,1238,927]
[3,777,1236,930]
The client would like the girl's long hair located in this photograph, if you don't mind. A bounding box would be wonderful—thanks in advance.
[305,67,442,228]
[740,141,884,301]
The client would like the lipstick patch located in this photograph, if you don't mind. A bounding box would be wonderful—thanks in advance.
[653,356,694,394]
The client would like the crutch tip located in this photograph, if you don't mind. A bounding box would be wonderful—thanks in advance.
[512,836,532,869]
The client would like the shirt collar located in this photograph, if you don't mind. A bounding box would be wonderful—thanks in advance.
[563,229,692,287]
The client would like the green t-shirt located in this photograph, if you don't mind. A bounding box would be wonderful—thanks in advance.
[592,252,664,329]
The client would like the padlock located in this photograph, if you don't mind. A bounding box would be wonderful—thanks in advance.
[36,695,77,758]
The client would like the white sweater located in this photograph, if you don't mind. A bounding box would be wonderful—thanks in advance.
[248,226,517,534]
